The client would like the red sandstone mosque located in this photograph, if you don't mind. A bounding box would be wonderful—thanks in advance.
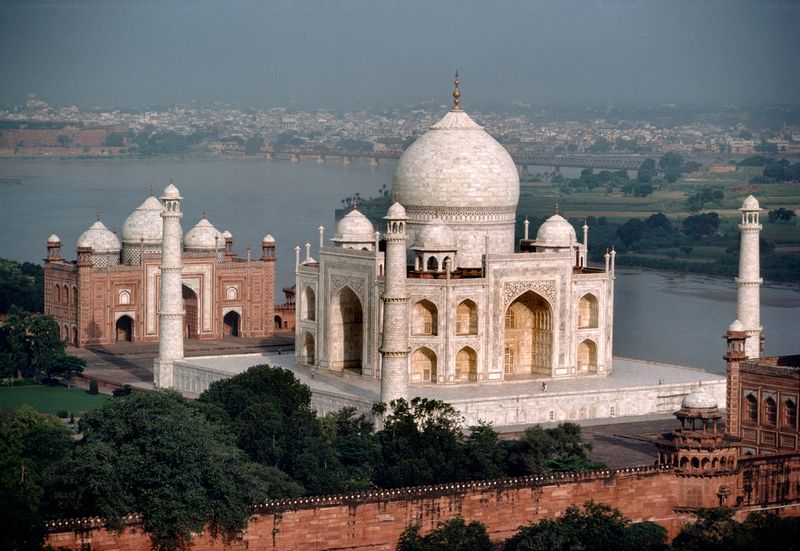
[43,185,279,347]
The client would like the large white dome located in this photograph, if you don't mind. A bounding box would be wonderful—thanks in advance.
[77,220,121,254]
[393,110,520,211]
[122,196,163,245]
[333,208,375,245]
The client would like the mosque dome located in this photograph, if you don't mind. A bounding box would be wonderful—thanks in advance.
[741,195,760,210]
[262,234,275,244]
[77,220,121,254]
[184,218,224,251]
[412,218,456,251]
[393,109,519,212]
[333,209,375,244]
[121,196,163,245]
[535,214,577,248]
[681,389,718,410]
[47,233,61,243]
[222,230,232,239]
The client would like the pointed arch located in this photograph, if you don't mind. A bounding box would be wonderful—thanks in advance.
[411,347,437,383]
[456,299,478,335]
[329,286,363,374]
[503,290,552,377]
[115,315,133,342]
[784,399,797,429]
[413,299,438,335]
[303,332,315,365]
[223,311,240,337]
[578,293,598,329]
[577,339,598,373]
[764,397,777,426]
[182,285,198,339]
[302,285,316,321]
[455,347,478,383]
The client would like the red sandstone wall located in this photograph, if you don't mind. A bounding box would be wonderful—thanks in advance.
[44,458,800,551]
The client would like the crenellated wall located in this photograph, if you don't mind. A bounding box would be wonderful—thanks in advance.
[46,455,800,551]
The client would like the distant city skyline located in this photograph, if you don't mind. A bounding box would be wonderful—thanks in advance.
[1,0,799,111]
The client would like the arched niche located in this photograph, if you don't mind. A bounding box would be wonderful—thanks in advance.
[411,347,437,383]
[503,291,552,377]
[412,299,438,336]
[329,286,363,374]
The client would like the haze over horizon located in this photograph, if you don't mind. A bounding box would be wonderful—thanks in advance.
[1,0,799,111]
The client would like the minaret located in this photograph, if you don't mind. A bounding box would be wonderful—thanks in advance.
[154,180,184,389]
[736,195,762,359]
[380,201,409,405]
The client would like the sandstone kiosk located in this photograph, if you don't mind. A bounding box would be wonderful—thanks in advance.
[154,181,184,388]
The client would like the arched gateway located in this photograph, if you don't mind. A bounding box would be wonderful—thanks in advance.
[328,286,363,374]
[503,291,552,377]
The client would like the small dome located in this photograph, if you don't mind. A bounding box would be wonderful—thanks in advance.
[412,218,456,251]
[728,319,745,332]
[184,218,224,251]
[47,233,61,243]
[385,202,408,220]
[741,195,760,210]
[162,181,181,200]
[77,220,121,254]
[121,195,163,245]
[535,214,577,248]
[333,208,375,243]
[302,256,318,265]
[222,230,232,239]
[262,234,275,244]
[682,389,718,410]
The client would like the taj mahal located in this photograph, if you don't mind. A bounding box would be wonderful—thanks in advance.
[138,76,771,426]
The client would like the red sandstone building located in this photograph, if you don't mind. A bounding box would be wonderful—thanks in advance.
[725,323,799,454]
[44,190,278,347]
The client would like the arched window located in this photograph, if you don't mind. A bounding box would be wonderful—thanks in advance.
[302,286,316,321]
[504,346,515,374]
[54,284,61,303]
[72,287,78,305]
[63,286,69,304]
[413,300,437,336]
[784,399,798,429]
[679,456,689,469]
[427,256,439,272]
[119,290,131,305]
[691,457,700,469]
[455,347,478,383]
[577,340,597,373]
[745,394,758,421]
[578,294,598,328]
[456,300,478,335]
[226,286,238,301]
[411,347,437,383]
[764,397,777,426]
[505,310,515,329]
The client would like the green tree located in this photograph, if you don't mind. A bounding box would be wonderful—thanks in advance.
[374,398,465,487]
[768,207,796,222]
[396,518,491,551]
[671,507,738,551]
[682,212,720,238]
[0,307,65,379]
[56,134,72,148]
[462,422,507,480]
[637,158,657,183]
[616,218,645,247]
[0,406,73,551]
[104,133,125,147]
[46,391,272,551]
[505,501,667,551]
[320,407,380,491]
[244,136,264,156]
[588,137,611,153]
[503,423,602,476]
[198,364,337,495]
[44,354,85,387]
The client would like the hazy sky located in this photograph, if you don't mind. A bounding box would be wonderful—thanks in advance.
[1,0,798,110]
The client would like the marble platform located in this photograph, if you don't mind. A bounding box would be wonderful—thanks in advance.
[172,354,726,428]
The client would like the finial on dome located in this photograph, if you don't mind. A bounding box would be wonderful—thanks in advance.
[96,209,101,221]
[149,183,155,196]
[554,202,559,215]
[452,70,462,111]
[201,208,206,219]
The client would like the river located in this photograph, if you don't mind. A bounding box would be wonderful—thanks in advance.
[1,158,797,373]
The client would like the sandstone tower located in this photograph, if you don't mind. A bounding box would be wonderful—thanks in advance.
[736,195,763,359]
[154,180,184,388]
[379,202,409,404]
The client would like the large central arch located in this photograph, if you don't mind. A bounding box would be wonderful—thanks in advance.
[503,290,552,377]
[329,286,363,374]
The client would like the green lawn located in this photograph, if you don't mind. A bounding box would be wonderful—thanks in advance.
[0,385,110,415]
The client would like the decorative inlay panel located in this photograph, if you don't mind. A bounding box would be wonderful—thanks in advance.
[503,280,556,305]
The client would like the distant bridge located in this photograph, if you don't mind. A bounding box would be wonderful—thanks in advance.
[265,145,649,172]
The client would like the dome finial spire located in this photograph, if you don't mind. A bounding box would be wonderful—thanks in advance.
[452,70,462,111]
[149,183,155,196]
[96,209,101,221]
[201,208,206,219]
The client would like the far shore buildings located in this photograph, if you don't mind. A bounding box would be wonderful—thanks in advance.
[43,186,279,347]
